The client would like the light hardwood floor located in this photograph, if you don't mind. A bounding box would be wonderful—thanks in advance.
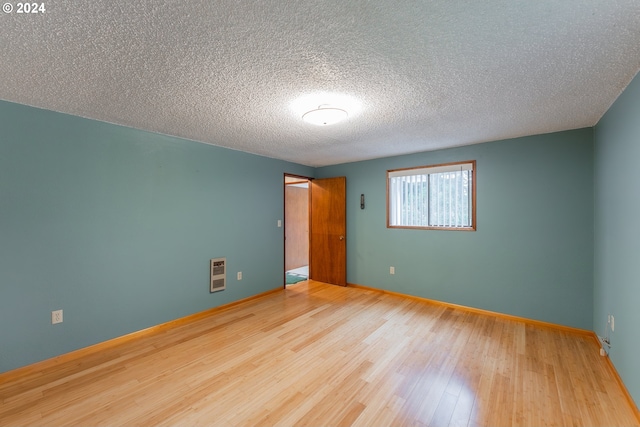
[1,281,638,426]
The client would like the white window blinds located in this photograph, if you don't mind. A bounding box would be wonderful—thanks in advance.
[388,161,474,229]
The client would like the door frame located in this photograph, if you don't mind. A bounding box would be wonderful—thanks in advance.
[283,173,312,288]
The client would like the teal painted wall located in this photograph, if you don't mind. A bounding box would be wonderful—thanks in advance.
[594,71,640,407]
[0,100,313,373]
[316,129,594,330]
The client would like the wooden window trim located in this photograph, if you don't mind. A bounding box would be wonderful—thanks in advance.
[386,160,476,231]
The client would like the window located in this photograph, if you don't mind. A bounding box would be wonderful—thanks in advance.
[387,161,476,230]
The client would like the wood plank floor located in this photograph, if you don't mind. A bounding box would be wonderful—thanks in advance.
[1,281,638,426]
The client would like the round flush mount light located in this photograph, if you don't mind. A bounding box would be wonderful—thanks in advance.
[302,105,348,126]
[291,92,361,125]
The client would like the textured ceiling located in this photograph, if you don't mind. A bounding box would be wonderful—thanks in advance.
[1,1,639,167]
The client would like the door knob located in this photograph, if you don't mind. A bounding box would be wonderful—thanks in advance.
[339,235,345,240]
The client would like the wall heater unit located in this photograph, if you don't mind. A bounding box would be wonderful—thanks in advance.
[210,257,226,293]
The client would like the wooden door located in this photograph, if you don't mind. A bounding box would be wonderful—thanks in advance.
[310,177,347,286]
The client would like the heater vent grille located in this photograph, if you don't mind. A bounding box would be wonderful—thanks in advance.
[210,258,226,292]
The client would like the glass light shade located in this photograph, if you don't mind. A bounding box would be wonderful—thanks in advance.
[302,107,348,126]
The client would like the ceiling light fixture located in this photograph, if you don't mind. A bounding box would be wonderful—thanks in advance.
[302,105,348,126]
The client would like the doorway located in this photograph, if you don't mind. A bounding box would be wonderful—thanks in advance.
[284,174,310,286]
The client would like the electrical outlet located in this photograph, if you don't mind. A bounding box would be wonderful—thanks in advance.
[390,266,395,275]
[277,220,282,227]
[52,310,63,324]
[237,271,242,280]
